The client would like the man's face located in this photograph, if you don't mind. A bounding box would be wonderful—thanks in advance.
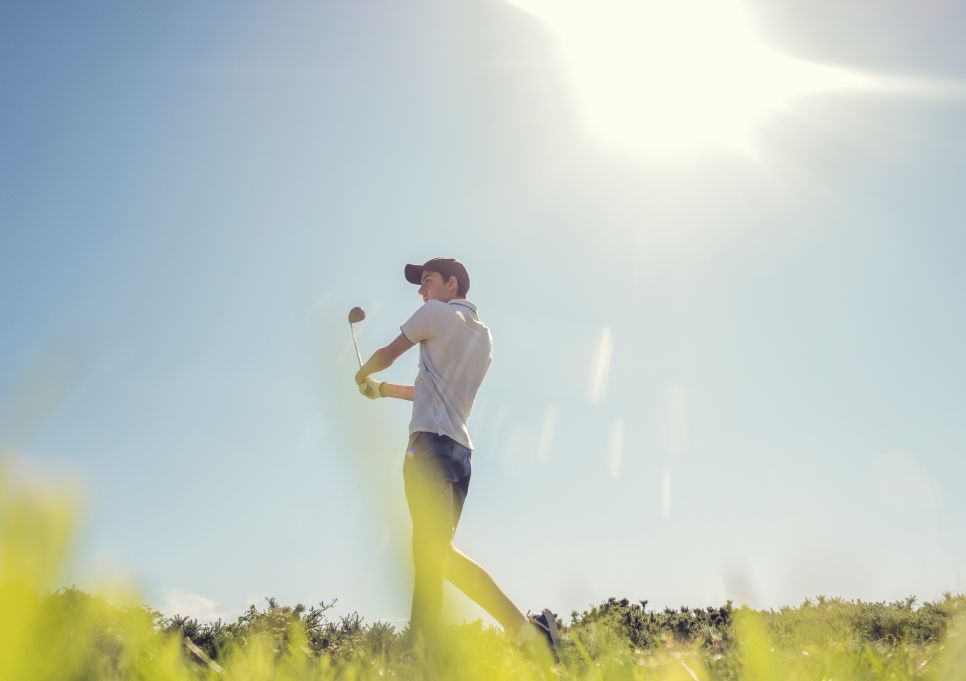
[418,271,457,302]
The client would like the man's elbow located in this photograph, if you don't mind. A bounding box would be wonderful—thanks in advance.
[376,346,397,368]
[380,335,415,366]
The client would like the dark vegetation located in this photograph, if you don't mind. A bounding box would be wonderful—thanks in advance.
[566,593,963,654]
[10,463,963,678]
[42,587,966,667]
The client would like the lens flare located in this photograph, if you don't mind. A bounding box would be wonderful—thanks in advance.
[588,327,613,403]
[537,404,558,463]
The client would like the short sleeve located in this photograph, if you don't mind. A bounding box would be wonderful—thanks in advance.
[400,302,437,343]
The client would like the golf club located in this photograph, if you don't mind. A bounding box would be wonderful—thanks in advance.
[348,306,365,368]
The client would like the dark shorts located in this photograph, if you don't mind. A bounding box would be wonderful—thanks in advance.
[403,432,472,542]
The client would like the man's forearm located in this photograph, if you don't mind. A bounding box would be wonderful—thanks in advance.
[359,348,393,380]
[355,333,415,387]
[380,383,414,401]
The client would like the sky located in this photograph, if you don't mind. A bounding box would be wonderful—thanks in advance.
[2,0,965,628]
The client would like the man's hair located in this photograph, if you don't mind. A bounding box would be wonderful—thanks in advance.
[429,270,467,298]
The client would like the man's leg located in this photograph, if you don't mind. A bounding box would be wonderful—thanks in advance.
[445,543,560,663]
[404,434,539,647]
[404,441,460,643]
[444,543,527,632]
[408,526,451,642]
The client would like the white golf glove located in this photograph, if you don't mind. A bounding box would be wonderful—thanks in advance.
[358,377,383,400]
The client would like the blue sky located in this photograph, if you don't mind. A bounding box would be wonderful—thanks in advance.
[2,1,965,627]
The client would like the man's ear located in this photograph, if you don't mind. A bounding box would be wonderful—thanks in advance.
[447,275,458,293]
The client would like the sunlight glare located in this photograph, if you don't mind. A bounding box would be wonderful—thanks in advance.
[506,0,879,153]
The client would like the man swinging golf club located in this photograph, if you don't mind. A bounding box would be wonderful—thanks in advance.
[353,257,561,663]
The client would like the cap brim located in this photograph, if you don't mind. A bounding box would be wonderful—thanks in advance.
[404,263,423,285]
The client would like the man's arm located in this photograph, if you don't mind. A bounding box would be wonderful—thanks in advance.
[379,383,414,401]
[355,333,415,385]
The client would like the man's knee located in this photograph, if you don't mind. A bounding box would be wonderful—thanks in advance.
[412,533,453,561]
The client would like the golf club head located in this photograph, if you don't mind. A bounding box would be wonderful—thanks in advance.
[348,306,366,324]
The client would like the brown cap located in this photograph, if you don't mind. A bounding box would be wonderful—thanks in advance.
[404,258,471,296]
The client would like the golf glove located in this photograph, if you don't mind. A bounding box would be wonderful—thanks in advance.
[359,377,383,400]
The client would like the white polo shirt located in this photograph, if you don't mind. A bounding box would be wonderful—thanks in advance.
[400,298,492,450]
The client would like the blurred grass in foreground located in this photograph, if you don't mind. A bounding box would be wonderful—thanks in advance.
[2,458,966,680]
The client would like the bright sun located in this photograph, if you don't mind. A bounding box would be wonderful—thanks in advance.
[506,0,878,154]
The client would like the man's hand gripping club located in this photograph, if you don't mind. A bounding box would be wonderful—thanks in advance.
[358,377,384,400]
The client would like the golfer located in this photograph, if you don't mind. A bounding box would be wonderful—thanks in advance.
[353,257,560,661]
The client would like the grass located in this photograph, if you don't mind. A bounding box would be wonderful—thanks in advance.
[3,460,966,681]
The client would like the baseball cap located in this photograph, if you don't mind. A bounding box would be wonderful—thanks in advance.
[404,257,471,296]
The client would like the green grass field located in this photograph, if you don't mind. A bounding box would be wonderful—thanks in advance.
[3,464,965,681]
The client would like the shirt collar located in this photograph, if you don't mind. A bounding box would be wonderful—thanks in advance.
[448,299,477,313]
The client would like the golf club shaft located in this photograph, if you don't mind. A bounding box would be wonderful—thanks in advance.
[350,323,363,368]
